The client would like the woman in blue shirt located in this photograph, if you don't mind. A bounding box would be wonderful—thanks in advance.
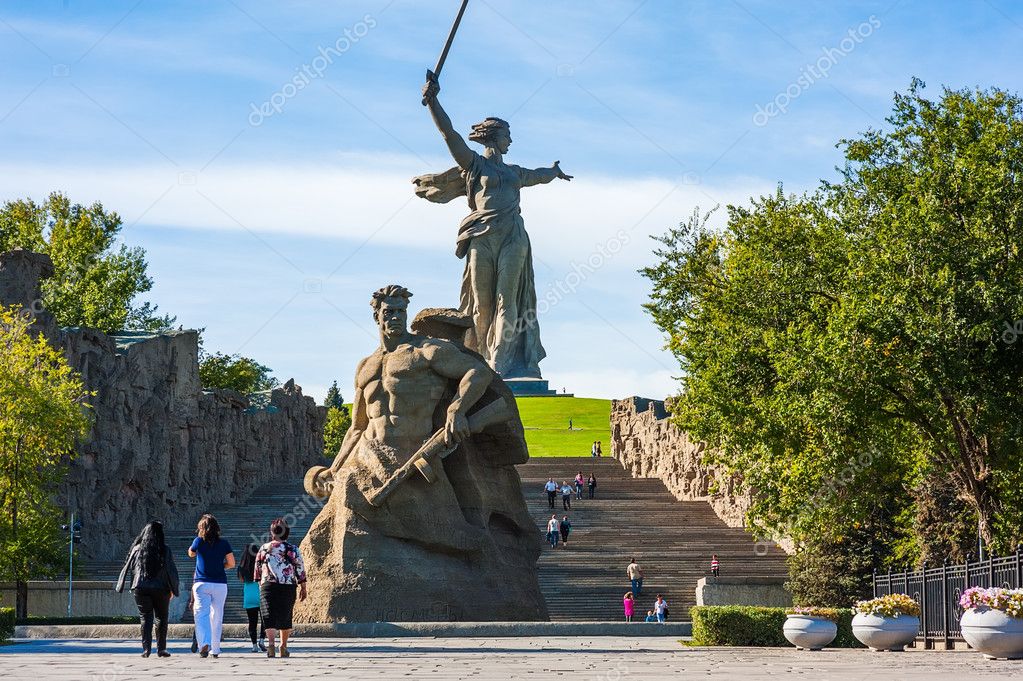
[188,514,235,658]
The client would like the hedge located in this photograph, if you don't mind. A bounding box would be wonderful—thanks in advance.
[689,606,863,648]
[0,607,14,643]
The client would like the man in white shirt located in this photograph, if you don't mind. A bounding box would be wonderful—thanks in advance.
[560,481,573,510]
[627,557,643,597]
[544,478,558,509]
[546,514,560,548]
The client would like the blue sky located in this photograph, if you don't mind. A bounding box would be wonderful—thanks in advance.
[2,0,1022,402]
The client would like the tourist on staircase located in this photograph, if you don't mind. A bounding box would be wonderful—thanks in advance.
[627,557,643,597]
[711,554,720,576]
[546,514,560,548]
[587,472,597,499]
[544,478,558,509]
[255,518,308,659]
[623,591,635,622]
[574,471,584,499]
[644,610,657,622]
[115,521,179,659]
[559,515,572,545]
[560,480,573,510]
[188,513,235,659]
[653,594,669,623]
[237,544,266,653]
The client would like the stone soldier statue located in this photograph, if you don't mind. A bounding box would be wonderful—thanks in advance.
[414,79,572,380]
[297,286,547,623]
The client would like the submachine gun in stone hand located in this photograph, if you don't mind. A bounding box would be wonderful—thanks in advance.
[366,396,512,507]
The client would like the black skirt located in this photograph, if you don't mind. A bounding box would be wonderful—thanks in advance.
[259,582,297,630]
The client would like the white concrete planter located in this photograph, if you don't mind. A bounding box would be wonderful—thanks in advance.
[783,614,837,650]
[961,607,1023,660]
[851,612,919,651]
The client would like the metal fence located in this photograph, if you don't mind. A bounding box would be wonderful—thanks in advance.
[872,547,1023,649]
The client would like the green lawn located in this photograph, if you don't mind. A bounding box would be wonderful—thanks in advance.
[514,396,611,457]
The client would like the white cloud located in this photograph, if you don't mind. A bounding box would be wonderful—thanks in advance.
[0,160,772,266]
[0,157,767,404]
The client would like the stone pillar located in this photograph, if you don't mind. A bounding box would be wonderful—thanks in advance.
[0,249,57,335]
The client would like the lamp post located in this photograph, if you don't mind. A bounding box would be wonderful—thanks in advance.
[978,518,985,562]
[61,514,82,618]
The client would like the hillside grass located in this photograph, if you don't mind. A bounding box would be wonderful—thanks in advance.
[515,396,611,457]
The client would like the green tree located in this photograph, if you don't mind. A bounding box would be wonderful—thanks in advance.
[324,381,344,410]
[323,406,351,459]
[0,306,92,618]
[198,352,278,394]
[642,81,1023,570]
[0,192,173,333]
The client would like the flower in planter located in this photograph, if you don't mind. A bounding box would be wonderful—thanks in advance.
[852,594,921,618]
[786,606,841,622]
[959,587,1023,618]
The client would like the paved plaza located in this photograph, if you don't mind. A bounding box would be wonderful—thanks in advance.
[2,636,1021,680]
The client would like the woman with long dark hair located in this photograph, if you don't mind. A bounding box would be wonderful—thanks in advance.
[187,513,235,658]
[116,521,179,657]
[255,517,307,658]
[238,543,266,652]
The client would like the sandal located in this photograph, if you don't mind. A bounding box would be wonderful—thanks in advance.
[267,643,276,658]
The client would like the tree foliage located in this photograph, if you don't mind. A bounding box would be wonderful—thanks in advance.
[642,81,1023,577]
[0,306,92,616]
[324,381,344,410]
[0,192,173,333]
[198,352,278,394]
[323,406,351,459]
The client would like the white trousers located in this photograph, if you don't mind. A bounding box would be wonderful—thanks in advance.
[192,582,228,654]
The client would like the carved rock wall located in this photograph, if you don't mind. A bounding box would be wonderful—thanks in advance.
[610,396,751,529]
[1,250,326,562]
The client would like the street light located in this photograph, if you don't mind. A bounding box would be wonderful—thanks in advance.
[60,514,82,618]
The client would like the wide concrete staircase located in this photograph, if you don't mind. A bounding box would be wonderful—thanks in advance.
[519,457,789,621]
[82,457,788,623]
[80,478,318,624]
[170,479,319,624]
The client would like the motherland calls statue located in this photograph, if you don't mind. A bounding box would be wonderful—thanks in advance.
[297,286,547,622]
[413,78,572,380]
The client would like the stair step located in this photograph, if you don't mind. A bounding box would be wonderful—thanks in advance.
[81,456,787,622]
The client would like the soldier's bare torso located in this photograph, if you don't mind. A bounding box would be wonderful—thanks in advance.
[357,335,450,455]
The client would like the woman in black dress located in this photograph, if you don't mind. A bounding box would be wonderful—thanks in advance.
[116,521,179,657]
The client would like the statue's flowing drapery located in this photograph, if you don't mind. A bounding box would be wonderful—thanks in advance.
[414,150,552,379]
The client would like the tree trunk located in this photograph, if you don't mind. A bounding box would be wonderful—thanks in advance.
[15,580,27,620]
[967,472,999,550]
[938,391,999,551]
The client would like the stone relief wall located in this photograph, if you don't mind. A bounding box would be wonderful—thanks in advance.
[1,250,326,562]
[610,396,752,530]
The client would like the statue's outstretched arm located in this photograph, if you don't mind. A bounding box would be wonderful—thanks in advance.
[519,160,573,188]
[423,80,474,171]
